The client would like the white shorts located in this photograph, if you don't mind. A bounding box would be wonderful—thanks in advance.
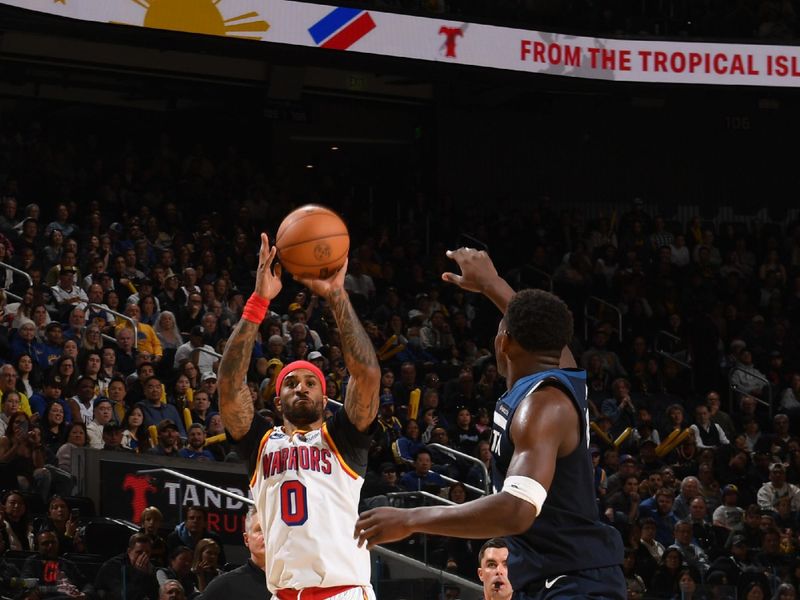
[272,585,376,600]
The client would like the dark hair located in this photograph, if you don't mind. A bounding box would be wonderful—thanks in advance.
[661,547,683,566]
[52,355,79,395]
[655,488,675,500]
[137,362,156,376]
[447,482,467,502]
[78,350,103,374]
[143,375,161,388]
[639,517,656,528]
[138,294,157,313]
[2,489,25,505]
[122,405,150,449]
[15,352,43,392]
[504,289,573,353]
[169,545,193,561]
[403,419,420,439]
[414,448,432,461]
[76,375,97,386]
[128,532,152,549]
[478,538,508,564]
[677,568,698,583]
[43,401,67,434]
[184,505,208,518]
[65,422,88,446]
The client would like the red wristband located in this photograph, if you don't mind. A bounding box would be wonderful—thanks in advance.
[242,293,269,323]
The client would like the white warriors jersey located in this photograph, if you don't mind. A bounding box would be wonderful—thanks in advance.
[249,421,372,593]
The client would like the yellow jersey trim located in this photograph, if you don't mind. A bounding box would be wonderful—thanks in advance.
[249,428,274,488]
[321,422,359,480]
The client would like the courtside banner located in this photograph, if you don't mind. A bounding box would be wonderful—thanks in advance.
[5,0,800,86]
[99,459,251,545]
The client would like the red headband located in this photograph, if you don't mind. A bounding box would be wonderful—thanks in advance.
[274,360,327,397]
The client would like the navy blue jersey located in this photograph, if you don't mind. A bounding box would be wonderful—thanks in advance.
[490,369,624,590]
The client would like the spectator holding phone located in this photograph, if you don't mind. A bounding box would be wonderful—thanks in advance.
[43,496,79,554]
[0,410,49,498]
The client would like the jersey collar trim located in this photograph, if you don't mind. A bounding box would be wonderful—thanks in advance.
[321,422,359,480]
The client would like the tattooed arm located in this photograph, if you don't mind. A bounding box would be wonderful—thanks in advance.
[219,234,282,440]
[296,259,380,432]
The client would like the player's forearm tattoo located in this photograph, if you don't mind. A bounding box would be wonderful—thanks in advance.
[329,288,379,374]
[218,319,259,437]
[329,287,379,424]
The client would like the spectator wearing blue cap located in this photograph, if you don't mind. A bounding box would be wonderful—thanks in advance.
[713,485,745,530]
[86,396,114,449]
[606,453,638,497]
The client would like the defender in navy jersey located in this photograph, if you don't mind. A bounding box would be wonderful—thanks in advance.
[356,249,625,599]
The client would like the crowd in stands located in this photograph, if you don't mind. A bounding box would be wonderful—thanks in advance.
[0,113,800,599]
[0,493,244,599]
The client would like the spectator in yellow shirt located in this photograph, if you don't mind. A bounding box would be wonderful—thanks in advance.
[115,302,163,362]
[0,364,32,417]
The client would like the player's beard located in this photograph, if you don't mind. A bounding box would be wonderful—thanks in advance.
[283,397,323,427]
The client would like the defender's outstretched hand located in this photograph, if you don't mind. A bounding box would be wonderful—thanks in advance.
[442,247,515,314]
[442,248,500,293]
[294,258,348,300]
[255,233,283,300]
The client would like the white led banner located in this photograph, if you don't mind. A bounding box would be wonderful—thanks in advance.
[4,0,800,86]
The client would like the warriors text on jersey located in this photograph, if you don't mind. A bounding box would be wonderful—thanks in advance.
[236,409,373,594]
[490,368,624,591]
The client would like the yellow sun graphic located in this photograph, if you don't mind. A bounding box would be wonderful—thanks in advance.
[127,0,269,39]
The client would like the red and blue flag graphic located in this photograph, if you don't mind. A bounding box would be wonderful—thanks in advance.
[308,7,376,50]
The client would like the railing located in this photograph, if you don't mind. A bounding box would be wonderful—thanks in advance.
[654,330,681,356]
[0,261,33,287]
[384,491,457,574]
[197,347,222,359]
[372,546,483,599]
[584,296,623,342]
[510,264,553,292]
[3,289,22,302]
[729,367,773,421]
[90,303,138,349]
[428,443,491,496]
[654,330,694,389]
[387,491,457,506]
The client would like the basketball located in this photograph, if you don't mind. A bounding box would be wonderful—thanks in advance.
[275,204,350,279]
